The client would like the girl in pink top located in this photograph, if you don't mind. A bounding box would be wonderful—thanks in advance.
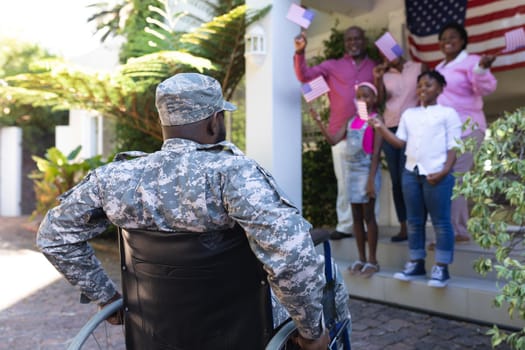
[310,82,383,278]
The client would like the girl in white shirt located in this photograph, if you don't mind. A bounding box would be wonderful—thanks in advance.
[369,70,462,288]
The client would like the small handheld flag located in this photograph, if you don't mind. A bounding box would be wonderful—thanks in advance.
[301,76,330,103]
[374,32,404,61]
[357,101,369,121]
[286,3,315,29]
[503,27,525,53]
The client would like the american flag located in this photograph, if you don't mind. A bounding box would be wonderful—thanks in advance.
[286,3,315,29]
[357,101,369,121]
[503,27,525,52]
[375,32,404,61]
[301,76,330,103]
[405,0,525,72]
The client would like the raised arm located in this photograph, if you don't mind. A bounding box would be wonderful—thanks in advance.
[309,108,346,145]
[373,63,389,108]
[293,32,330,82]
[470,54,497,96]
[294,31,307,55]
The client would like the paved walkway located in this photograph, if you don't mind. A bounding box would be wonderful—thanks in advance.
[0,216,513,349]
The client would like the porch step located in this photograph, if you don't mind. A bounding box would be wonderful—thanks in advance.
[323,227,522,329]
[328,228,499,281]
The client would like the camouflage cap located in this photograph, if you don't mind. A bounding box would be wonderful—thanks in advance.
[156,73,237,126]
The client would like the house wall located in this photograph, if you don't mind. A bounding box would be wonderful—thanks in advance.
[56,110,105,160]
[0,127,22,216]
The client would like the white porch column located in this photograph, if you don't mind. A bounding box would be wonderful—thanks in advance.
[0,127,22,216]
[245,0,303,210]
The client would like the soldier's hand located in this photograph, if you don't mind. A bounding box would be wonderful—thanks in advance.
[294,31,307,54]
[99,291,124,325]
[295,328,330,350]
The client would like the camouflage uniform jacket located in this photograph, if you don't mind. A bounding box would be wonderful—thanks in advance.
[36,138,326,339]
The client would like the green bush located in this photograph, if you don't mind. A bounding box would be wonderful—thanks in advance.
[455,107,525,349]
[29,146,111,217]
[302,140,337,227]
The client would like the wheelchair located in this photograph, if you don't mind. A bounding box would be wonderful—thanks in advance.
[67,228,351,350]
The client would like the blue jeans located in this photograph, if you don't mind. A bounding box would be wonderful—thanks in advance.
[382,127,407,223]
[402,168,455,264]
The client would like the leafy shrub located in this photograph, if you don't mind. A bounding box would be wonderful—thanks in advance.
[29,146,110,217]
[455,107,525,349]
[302,140,337,227]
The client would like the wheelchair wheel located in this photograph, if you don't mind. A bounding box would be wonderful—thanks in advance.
[265,320,300,350]
[67,299,125,350]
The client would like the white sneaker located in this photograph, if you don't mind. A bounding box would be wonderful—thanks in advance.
[393,260,426,281]
[427,265,450,288]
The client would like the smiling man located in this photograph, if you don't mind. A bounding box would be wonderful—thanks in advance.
[293,26,376,240]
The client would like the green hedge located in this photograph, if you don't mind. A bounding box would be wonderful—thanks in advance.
[302,140,337,227]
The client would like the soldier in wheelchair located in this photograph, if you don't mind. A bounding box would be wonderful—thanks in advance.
[37,73,351,349]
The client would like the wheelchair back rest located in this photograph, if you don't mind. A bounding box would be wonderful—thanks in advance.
[119,225,273,350]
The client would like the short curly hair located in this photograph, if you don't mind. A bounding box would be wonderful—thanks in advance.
[438,22,468,51]
[417,70,447,88]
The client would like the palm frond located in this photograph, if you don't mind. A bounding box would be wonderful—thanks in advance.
[87,1,133,42]
[1,53,215,141]
[120,51,217,80]
[1,2,272,140]
[178,4,271,99]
